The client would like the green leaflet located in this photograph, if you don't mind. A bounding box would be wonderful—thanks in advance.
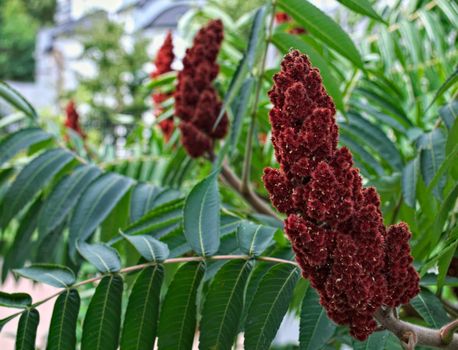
[68,172,134,258]
[439,101,458,130]
[244,264,299,350]
[418,129,446,197]
[336,0,385,23]
[2,197,43,280]
[157,261,205,350]
[183,172,220,257]
[227,77,254,158]
[121,233,169,262]
[427,68,458,111]
[0,80,38,120]
[353,331,389,350]
[81,275,124,350]
[16,309,39,350]
[214,5,268,129]
[236,221,276,257]
[278,0,363,68]
[14,264,76,288]
[299,287,335,350]
[402,157,419,208]
[119,198,184,238]
[47,289,80,350]
[411,289,450,328]
[38,164,101,238]
[0,128,52,167]
[200,260,253,349]
[1,148,75,228]
[77,242,121,273]
[0,291,31,308]
[121,265,163,350]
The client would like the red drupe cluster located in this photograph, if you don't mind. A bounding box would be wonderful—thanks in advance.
[65,100,85,138]
[274,12,306,35]
[262,50,419,340]
[174,19,228,158]
[151,31,175,142]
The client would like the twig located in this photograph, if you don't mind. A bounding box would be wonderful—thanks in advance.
[3,254,294,322]
[221,162,279,218]
[374,308,458,349]
[440,319,458,345]
[241,1,277,192]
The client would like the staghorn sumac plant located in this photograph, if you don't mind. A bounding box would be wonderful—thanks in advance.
[0,0,458,349]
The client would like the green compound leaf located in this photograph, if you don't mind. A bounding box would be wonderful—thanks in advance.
[81,275,123,350]
[158,261,205,350]
[121,265,163,350]
[47,289,80,350]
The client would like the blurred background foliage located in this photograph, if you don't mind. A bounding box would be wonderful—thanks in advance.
[0,0,56,81]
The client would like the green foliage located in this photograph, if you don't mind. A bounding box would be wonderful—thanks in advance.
[75,18,150,137]
[0,0,38,81]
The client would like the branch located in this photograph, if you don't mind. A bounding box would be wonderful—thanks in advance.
[374,308,458,349]
[221,162,279,218]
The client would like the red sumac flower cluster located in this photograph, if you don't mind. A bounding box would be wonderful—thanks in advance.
[65,100,85,138]
[174,19,228,158]
[263,50,419,340]
[151,31,175,142]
